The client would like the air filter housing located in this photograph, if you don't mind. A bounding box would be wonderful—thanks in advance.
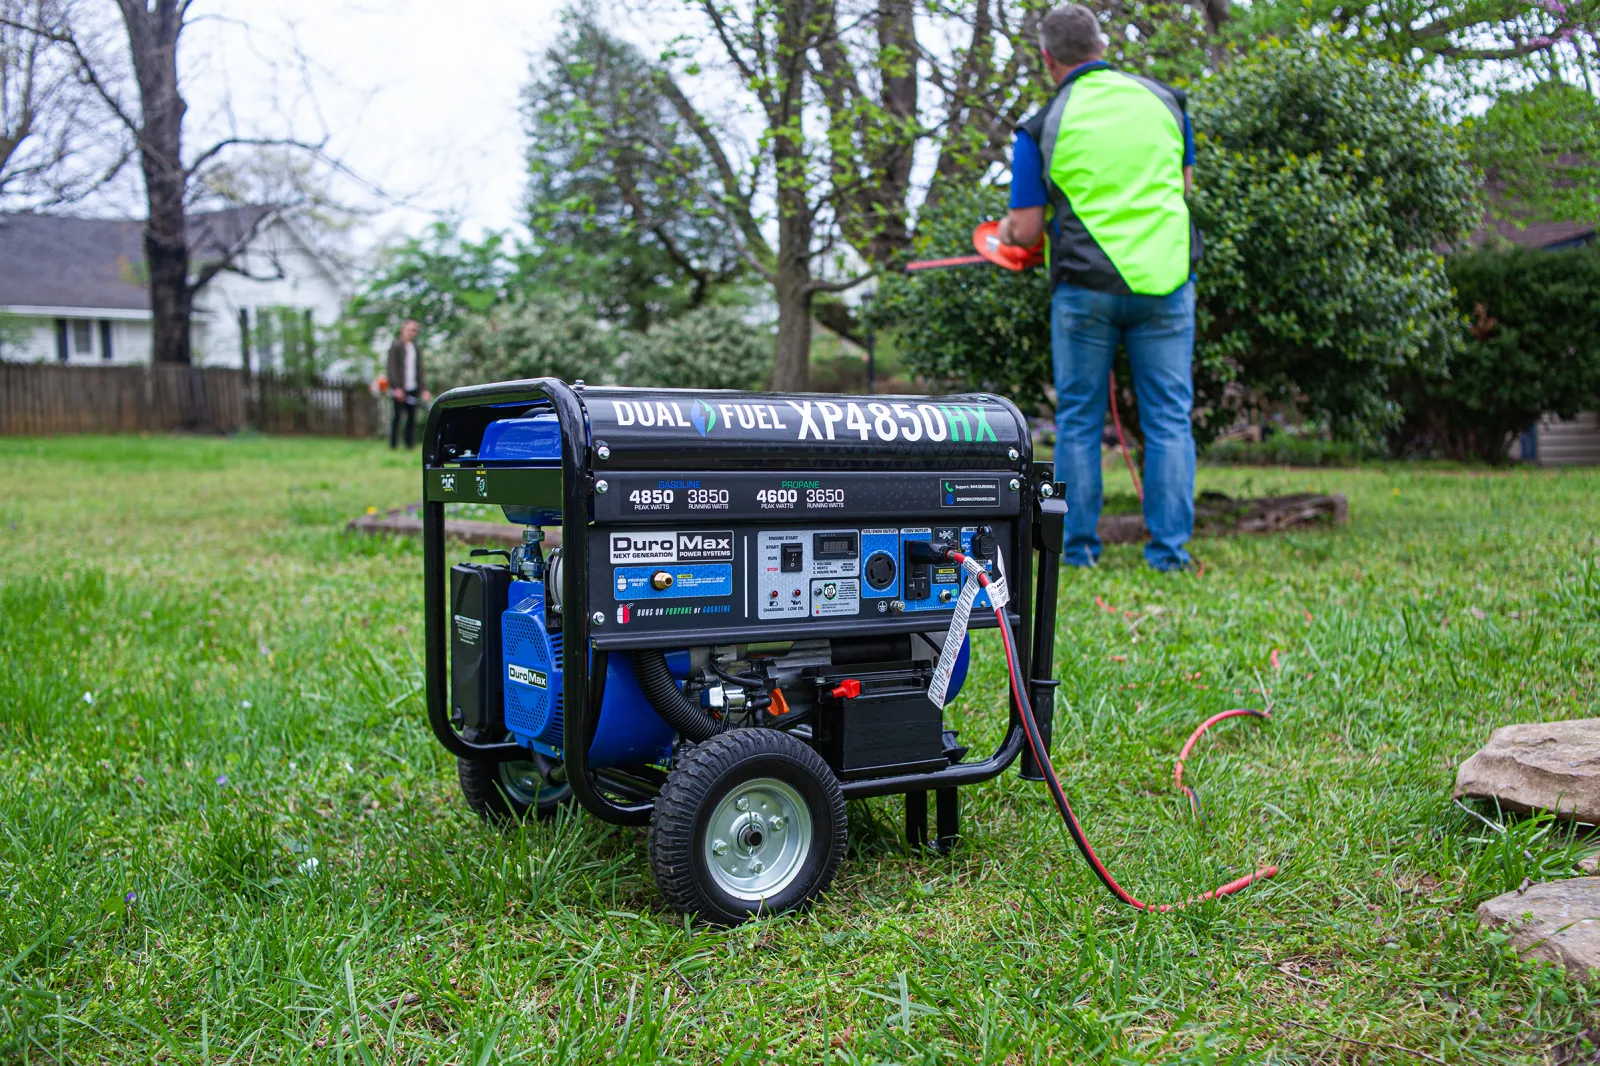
[501,578,675,767]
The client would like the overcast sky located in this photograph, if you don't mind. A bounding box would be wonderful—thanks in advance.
[185,0,578,251]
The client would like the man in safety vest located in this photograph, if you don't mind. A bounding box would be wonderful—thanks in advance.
[1000,3,1199,571]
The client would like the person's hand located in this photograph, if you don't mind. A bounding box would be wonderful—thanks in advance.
[997,216,1016,246]
[421,390,432,402]
[390,388,404,401]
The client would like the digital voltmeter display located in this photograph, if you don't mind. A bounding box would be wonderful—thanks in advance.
[812,532,859,560]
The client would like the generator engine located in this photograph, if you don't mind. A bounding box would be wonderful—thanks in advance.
[452,542,974,762]
[423,380,1063,924]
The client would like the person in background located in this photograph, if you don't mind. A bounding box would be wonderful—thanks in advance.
[386,320,430,449]
[998,3,1199,571]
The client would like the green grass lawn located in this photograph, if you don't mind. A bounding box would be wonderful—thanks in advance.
[3,434,1599,1064]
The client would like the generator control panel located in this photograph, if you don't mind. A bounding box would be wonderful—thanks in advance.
[585,514,1008,642]
[750,525,1000,618]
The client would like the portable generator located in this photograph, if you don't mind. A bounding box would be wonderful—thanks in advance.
[421,377,1070,923]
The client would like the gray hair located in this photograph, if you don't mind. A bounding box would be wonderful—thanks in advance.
[1039,4,1104,67]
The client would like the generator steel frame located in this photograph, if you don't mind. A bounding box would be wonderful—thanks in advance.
[420,377,1066,829]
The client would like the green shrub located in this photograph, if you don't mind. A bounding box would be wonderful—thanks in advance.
[1202,436,1366,467]
[438,298,772,394]
[877,40,1478,448]
[616,304,773,390]
[873,185,1053,408]
[1393,245,1600,461]
[1190,40,1477,446]
[441,291,617,388]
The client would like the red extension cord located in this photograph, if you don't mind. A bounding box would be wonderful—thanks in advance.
[949,549,1277,912]
[1108,370,1144,503]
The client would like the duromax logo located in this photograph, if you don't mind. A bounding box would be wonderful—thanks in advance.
[689,398,716,437]
[507,664,547,689]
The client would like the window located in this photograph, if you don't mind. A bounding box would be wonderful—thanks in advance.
[72,320,93,356]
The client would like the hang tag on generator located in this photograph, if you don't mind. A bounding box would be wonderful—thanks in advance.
[928,575,980,709]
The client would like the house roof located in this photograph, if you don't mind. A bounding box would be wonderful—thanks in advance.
[1469,179,1598,250]
[0,206,277,312]
[1473,214,1597,250]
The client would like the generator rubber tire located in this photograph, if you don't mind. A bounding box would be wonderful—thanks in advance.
[649,728,847,925]
[457,755,573,822]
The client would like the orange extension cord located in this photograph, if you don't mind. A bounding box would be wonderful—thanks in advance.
[950,549,1277,911]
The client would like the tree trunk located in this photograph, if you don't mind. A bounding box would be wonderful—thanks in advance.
[772,270,813,392]
[764,0,821,392]
[120,0,192,365]
[238,307,252,379]
[144,216,192,365]
[868,0,917,264]
[769,174,814,391]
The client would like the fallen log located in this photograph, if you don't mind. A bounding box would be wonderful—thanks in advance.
[349,492,1343,552]
[347,503,562,550]
[1097,492,1347,546]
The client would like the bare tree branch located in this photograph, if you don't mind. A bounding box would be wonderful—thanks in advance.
[189,204,280,291]
[184,133,330,180]
[803,268,874,295]
[0,0,132,206]
[697,0,772,116]
[654,66,773,265]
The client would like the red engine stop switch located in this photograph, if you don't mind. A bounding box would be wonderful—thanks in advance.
[829,679,861,700]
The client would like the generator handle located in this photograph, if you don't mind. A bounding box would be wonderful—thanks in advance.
[421,377,653,825]
[1021,483,1067,780]
[421,499,523,762]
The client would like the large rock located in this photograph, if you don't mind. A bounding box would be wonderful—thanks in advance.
[1454,719,1600,823]
[1478,878,1600,977]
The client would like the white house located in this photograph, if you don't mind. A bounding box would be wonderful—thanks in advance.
[0,207,346,369]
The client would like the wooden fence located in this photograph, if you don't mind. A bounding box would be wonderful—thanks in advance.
[0,363,380,437]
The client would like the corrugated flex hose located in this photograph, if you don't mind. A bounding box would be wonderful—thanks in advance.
[633,650,725,743]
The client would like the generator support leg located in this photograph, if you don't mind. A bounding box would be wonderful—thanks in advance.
[906,791,928,851]
[935,788,959,853]
[1021,497,1065,782]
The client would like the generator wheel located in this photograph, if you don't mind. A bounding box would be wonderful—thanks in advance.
[649,728,846,924]
[457,751,573,822]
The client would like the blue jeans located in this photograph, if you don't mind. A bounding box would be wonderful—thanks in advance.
[1052,280,1196,571]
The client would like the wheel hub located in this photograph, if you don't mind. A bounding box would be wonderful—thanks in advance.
[704,778,812,901]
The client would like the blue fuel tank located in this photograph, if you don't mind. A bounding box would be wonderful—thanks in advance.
[479,413,563,526]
